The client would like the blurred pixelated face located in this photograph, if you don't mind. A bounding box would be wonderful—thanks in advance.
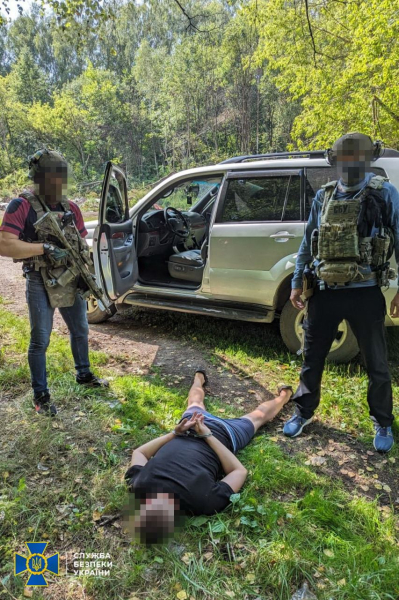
[35,167,68,203]
[335,137,372,186]
[123,492,184,545]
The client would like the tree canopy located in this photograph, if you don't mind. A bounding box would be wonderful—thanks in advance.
[0,0,398,194]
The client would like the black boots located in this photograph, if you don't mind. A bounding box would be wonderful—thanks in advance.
[33,392,57,416]
[76,373,109,388]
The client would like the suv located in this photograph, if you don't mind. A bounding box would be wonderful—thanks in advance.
[86,150,399,363]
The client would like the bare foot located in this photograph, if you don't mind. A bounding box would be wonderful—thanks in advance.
[194,372,205,387]
[277,385,293,405]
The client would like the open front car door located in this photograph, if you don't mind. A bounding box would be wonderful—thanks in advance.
[93,162,138,303]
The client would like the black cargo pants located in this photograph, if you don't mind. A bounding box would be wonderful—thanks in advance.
[293,285,394,427]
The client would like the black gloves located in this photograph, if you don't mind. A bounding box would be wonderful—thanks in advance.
[43,243,69,264]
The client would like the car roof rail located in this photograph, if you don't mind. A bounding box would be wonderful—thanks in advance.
[219,147,399,164]
[381,148,399,157]
[219,151,327,163]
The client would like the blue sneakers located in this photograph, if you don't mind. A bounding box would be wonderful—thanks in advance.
[283,412,313,437]
[372,418,394,453]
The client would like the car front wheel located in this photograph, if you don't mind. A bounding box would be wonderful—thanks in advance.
[279,299,359,363]
[87,295,116,324]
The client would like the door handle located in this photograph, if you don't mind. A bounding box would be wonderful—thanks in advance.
[270,231,296,239]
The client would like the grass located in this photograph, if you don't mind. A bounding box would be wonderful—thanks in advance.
[0,300,398,600]
[123,307,399,441]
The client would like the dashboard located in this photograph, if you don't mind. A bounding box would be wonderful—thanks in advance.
[137,209,207,257]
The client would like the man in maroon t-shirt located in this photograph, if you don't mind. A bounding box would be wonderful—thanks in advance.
[0,149,108,415]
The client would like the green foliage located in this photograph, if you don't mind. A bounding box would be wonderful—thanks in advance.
[254,0,399,149]
[1,0,399,197]
[0,0,298,195]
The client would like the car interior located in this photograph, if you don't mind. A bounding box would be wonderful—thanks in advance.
[134,176,223,289]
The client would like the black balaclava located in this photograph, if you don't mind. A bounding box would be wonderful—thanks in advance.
[332,132,374,188]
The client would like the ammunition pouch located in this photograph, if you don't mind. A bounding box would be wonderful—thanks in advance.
[358,237,373,265]
[40,266,79,308]
[311,229,319,258]
[314,261,375,286]
[317,222,360,261]
[371,233,392,268]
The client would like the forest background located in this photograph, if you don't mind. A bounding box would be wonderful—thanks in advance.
[0,0,399,198]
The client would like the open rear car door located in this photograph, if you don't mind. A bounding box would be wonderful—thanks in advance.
[93,162,138,303]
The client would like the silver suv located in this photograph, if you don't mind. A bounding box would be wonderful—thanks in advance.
[86,150,399,363]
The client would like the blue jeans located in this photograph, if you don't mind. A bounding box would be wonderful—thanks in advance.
[26,271,91,397]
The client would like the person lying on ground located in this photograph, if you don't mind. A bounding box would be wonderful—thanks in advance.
[123,369,293,544]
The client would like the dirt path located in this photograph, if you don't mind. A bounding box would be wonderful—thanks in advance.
[1,257,398,507]
[0,257,270,402]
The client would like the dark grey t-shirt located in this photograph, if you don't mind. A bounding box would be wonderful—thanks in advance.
[124,425,235,516]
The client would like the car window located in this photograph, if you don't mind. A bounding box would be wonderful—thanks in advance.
[305,166,388,219]
[105,172,126,224]
[219,175,301,222]
[145,177,222,214]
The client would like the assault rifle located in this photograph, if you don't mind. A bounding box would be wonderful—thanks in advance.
[34,210,110,312]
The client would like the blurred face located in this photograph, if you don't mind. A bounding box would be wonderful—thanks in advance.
[35,168,68,204]
[124,492,183,545]
[335,138,372,186]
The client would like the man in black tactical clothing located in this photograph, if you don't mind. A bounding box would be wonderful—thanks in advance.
[285,133,399,452]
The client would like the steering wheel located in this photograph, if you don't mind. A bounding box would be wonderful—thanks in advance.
[163,206,191,239]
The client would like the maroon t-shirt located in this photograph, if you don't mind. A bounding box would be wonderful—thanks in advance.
[0,196,87,241]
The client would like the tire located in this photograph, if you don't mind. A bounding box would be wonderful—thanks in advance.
[87,295,116,324]
[279,299,359,363]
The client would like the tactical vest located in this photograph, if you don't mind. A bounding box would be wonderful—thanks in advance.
[20,192,85,308]
[312,176,396,287]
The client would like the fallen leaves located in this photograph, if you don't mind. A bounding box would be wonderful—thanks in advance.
[339,469,356,478]
[323,549,334,558]
[305,456,326,466]
[181,553,194,565]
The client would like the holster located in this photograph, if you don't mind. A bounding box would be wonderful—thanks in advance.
[301,265,316,301]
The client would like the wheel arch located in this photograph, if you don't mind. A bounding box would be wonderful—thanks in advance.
[273,273,293,314]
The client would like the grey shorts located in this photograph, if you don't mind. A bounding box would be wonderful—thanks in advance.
[180,406,255,453]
